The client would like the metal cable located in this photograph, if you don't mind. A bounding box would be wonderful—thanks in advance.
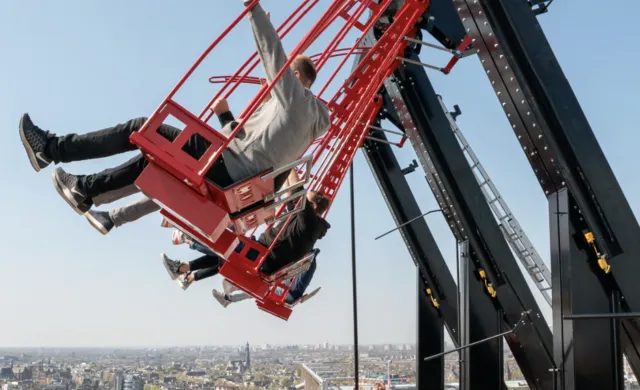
[350,162,360,389]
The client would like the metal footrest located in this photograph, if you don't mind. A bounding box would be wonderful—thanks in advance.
[135,162,231,242]
[256,299,293,321]
[218,260,271,300]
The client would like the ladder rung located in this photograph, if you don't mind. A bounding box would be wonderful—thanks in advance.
[540,287,551,291]
[478,180,489,187]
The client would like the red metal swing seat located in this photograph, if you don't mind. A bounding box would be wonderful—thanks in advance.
[256,249,321,321]
[210,249,320,321]
[127,0,471,319]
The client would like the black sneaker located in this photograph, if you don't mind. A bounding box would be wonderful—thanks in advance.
[51,167,91,214]
[19,113,54,172]
[85,210,115,235]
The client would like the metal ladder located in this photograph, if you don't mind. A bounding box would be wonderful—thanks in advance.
[438,95,552,306]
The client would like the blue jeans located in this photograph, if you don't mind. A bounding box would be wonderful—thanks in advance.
[285,252,317,302]
[190,241,215,256]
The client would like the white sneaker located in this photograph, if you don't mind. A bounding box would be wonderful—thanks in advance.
[160,216,172,228]
[172,229,187,245]
[212,289,231,308]
[177,274,193,291]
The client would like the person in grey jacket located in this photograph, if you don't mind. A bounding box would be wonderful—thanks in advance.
[18,2,331,223]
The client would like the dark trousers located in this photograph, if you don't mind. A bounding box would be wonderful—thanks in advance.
[45,117,233,199]
[189,254,222,281]
[188,240,264,282]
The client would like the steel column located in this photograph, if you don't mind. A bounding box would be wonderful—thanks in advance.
[550,189,622,390]
[417,270,444,389]
[363,131,505,389]
[458,241,470,390]
[453,0,640,378]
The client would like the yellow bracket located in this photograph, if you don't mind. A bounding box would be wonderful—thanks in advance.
[425,288,440,308]
[584,232,611,274]
[478,269,497,298]
[598,257,611,274]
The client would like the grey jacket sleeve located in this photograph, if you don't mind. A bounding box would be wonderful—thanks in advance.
[313,100,332,138]
[246,2,306,108]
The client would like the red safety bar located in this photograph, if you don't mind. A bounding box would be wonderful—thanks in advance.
[217,0,414,298]
[130,0,473,320]
[442,35,472,74]
[219,0,432,319]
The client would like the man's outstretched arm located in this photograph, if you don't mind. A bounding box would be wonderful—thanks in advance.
[210,98,236,136]
[244,1,305,108]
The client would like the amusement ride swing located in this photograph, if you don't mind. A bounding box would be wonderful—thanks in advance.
[128,0,469,321]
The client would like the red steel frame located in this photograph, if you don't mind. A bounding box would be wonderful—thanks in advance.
[129,0,468,320]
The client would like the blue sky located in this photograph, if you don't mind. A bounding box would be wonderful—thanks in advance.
[1,0,639,348]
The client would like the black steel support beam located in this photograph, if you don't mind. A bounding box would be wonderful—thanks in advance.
[417,270,444,388]
[466,251,506,390]
[458,241,471,390]
[550,188,621,389]
[386,0,468,50]
[470,0,640,281]
[461,0,640,322]
[420,0,467,49]
[362,131,505,389]
[388,57,555,389]
[451,0,640,381]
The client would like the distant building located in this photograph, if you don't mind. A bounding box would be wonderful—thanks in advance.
[2,384,17,390]
[0,366,15,380]
[123,375,143,390]
[78,378,98,390]
[114,373,124,390]
[13,366,32,381]
[215,384,240,390]
[163,377,176,384]
[46,383,70,390]
[244,342,251,373]
[227,342,251,375]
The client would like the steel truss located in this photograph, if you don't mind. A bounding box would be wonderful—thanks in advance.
[453,0,640,388]
[360,0,640,389]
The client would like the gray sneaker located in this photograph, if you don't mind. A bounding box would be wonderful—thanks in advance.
[85,210,115,235]
[177,274,193,291]
[161,253,183,280]
[212,289,231,308]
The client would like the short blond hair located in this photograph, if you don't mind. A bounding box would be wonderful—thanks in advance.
[292,55,317,87]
